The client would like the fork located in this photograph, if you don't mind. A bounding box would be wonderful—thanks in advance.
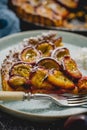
[0,91,87,107]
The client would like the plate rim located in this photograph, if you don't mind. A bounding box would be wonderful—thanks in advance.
[0,29,87,41]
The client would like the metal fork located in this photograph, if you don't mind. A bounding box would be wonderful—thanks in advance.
[0,91,87,107]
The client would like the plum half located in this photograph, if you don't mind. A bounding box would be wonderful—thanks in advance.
[77,76,87,93]
[36,42,54,57]
[62,56,82,80]
[9,62,32,79]
[8,75,31,90]
[51,47,70,62]
[30,67,53,90]
[48,69,75,89]
[37,57,60,70]
[20,46,40,63]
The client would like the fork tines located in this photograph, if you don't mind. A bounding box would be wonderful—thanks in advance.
[67,94,87,105]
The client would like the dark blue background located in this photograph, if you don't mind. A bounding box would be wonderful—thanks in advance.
[0,0,20,38]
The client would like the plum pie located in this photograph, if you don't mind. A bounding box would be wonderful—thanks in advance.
[1,31,87,94]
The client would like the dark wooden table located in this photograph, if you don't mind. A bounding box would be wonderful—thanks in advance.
[0,109,66,130]
[0,19,87,130]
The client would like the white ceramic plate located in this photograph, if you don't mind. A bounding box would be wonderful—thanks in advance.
[0,30,87,121]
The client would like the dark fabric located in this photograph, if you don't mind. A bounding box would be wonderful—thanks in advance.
[0,0,20,38]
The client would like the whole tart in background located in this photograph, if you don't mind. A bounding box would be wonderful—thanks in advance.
[10,0,87,30]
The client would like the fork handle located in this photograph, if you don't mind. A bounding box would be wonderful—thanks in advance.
[0,91,51,101]
[0,91,26,101]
